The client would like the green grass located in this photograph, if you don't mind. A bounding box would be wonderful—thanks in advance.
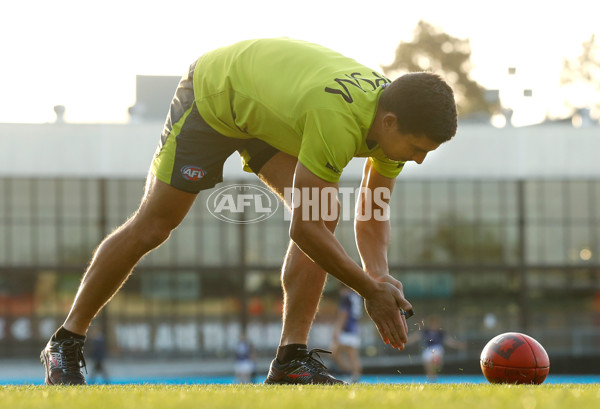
[1,384,599,409]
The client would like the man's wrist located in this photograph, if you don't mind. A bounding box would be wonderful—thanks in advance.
[365,270,390,281]
[356,275,382,299]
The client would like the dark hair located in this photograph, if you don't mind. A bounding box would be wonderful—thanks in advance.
[379,72,457,143]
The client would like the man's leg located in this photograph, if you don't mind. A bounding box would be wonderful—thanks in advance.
[257,152,342,384]
[347,345,362,382]
[41,175,196,385]
[257,152,336,346]
[278,239,330,344]
[332,345,352,373]
[63,176,197,334]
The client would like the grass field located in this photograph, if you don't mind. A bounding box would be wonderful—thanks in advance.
[1,384,599,409]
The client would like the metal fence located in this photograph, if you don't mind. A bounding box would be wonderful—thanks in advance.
[0,177,599,361]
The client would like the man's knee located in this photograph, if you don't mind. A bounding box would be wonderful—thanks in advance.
[127,214,175,250]
[130,176,197,249]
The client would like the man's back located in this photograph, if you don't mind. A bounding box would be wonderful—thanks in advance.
[193,38,399,182]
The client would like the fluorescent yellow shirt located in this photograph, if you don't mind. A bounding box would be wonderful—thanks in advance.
[193,38,404,182]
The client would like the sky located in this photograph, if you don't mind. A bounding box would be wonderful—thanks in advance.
[0,0,598,126]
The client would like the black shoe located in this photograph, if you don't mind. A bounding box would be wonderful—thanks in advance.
[40,338,87,385]
[264,348,345,385]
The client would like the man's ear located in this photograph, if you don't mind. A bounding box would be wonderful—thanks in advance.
[382,112,398,130]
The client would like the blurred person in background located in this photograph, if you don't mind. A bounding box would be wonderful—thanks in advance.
[331,286,363,383]
[87,327,110,385]
[40,38,457,385]
[408,314,466,381]
[234,333,256,384]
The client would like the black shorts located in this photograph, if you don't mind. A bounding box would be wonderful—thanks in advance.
[150,61,279,194]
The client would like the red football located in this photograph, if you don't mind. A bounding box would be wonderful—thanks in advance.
[480,332,550,384]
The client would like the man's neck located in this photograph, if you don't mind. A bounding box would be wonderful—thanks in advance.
[366,105,384,145]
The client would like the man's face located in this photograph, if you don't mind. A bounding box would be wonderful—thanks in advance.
[378,126,441,164]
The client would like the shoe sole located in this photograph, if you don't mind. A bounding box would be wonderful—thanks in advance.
[40,351,54,385]
[264,377,345,385]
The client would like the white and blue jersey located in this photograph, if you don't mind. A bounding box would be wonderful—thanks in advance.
[421,329,446,363]
[338,290,363,347]
[422,329,445,349]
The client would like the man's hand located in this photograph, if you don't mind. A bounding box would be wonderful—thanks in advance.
[363,276,412,349]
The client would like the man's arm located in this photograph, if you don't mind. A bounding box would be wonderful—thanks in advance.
[290,161,410,349]
[444,335,467,350]
[354,159,412,339]
[355,159,394,279]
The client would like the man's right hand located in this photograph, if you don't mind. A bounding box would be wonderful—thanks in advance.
[363,279,412,349]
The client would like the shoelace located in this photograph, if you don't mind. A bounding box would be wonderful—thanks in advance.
[302,348,332,372]
[57,339,88,375]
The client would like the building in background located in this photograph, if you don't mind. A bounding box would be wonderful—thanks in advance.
[128,75,181,123]
[0,77,599,374]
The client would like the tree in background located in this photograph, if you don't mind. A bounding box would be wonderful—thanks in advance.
[561,34,600,122]
[382,20,497,118]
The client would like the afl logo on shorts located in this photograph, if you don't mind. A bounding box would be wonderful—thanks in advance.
[181,165,206,181]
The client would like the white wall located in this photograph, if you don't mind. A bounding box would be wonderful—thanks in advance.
[1,121,599,180]
[0,122,160,178]
[399,124,600,179]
